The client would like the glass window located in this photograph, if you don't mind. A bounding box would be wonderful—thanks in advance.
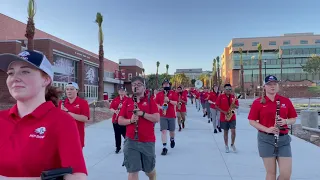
[232,43,244,47]
[282,49,290,55]
[252,42,259,46]
[290,49,296,55]
[316,48,320,54]
[309,48,316,54]
[283,59,290,64]
[283,40,290,45]
[269,41,276,45]
[300,40,308,44]
[296,48,303,55]
[315,40,320,44]
[302,48,309,54]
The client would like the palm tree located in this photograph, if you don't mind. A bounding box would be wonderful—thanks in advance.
[156,61,160,89]
[216,56,220,87]
[25,0,36,50]
[199,73,209,87]
[213,58,217,85]
[239,48,244,97]
[251,56,255,89]
[257,43,263,94]
[166,64,169,74]
[95,12,104,101]
[142,68,145,78]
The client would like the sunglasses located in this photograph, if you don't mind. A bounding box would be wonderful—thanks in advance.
[225,87,232,90]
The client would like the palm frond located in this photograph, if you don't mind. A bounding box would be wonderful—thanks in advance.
[27,0,36,19]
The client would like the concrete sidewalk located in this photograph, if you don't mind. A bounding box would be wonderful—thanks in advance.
[83,103,320,180]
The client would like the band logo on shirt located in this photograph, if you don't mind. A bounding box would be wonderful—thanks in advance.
[29,127,46,139]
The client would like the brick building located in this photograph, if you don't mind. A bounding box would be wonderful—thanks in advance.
[0,13,121,104]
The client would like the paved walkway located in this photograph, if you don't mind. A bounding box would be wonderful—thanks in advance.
[83,100,320,180]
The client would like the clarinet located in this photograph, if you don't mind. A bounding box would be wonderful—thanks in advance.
[115,98,123,121]
[132,87,139,140]
[273,100,281,155]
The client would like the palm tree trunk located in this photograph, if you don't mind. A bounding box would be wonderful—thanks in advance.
[25,18,35,50]
[98,44,104,100]
[259,60,262,95]
[241,64,244,97]
[156,68,159,89]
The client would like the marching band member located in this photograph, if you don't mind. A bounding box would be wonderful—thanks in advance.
[208,85,222,133]
[176,86,188,131]
[109,85,128,153]
[155,79,178,156]
[248,75,296,180]
[60,82,90,149]
[200,88,207,117]
[0,50,87,179]
[215,84,239,153]
[205,88,211,123]
[118,76,159,180]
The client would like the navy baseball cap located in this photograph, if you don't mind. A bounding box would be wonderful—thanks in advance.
[0,50,53,81]
[264,75,279,85]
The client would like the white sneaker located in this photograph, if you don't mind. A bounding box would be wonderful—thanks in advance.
[231,144,237,153]
[225,146,229,153]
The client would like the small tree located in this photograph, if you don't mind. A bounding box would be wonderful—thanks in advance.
[302,55,320,79]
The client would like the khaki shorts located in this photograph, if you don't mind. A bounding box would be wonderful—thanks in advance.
[177,112,186,120]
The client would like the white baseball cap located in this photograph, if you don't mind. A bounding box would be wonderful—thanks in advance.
[66,82,79,90]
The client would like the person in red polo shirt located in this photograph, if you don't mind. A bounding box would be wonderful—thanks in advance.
[216,83,239,153]
[118,76,159,180]
[109,85,128,153]
[59,82,90,148]
[208,85,222,133]
[155,79,178,156]
[0,50,87,179]
[248,75,297,180]
[176,86,188,131]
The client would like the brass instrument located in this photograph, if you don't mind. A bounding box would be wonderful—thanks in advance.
[132,87,139,140]
[225,94,241,121]
[162,90,169,116]
[178,92,182,110]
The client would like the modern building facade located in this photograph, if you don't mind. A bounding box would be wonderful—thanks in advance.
[175,68,203,80]
[221,33,320,90]
[0,13,127,103]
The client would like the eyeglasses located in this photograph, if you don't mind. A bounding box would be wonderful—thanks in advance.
[132,83,144,87]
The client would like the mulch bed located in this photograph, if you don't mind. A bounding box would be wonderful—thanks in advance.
[292,124,320,147]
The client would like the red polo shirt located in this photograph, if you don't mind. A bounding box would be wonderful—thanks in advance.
[0,101,87,177]
[59,97,90,147]
[155,90,178,118]
[118,96,159,142]
[176,92,187,112]
[195,91,200,99]
[216,94,239,122]
[110,96,128,123]
[208,92,219,109]
[248,94,297,134]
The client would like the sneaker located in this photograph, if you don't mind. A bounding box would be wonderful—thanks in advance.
[211,118,213,122]
[161,148,168,155]
[178,125,182,132]
[182,121,185,129]
[214,129,217,133]
[208,120,210,123]
[231,144,237,153]
[170,140,175,148]
[115,148,121,154]
[217,126,222,132]
[225,146,229,153]
[203,114,206,117]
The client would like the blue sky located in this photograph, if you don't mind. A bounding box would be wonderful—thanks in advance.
[1,0,320,74]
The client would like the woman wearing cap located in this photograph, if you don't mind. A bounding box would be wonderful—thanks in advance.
[248,75,297,180]
[59,82,90,149]
[0,50,87,179]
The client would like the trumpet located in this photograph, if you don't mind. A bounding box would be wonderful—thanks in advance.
[132,87,139,140]
[162,90,169,116]
[225,94,241,121]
